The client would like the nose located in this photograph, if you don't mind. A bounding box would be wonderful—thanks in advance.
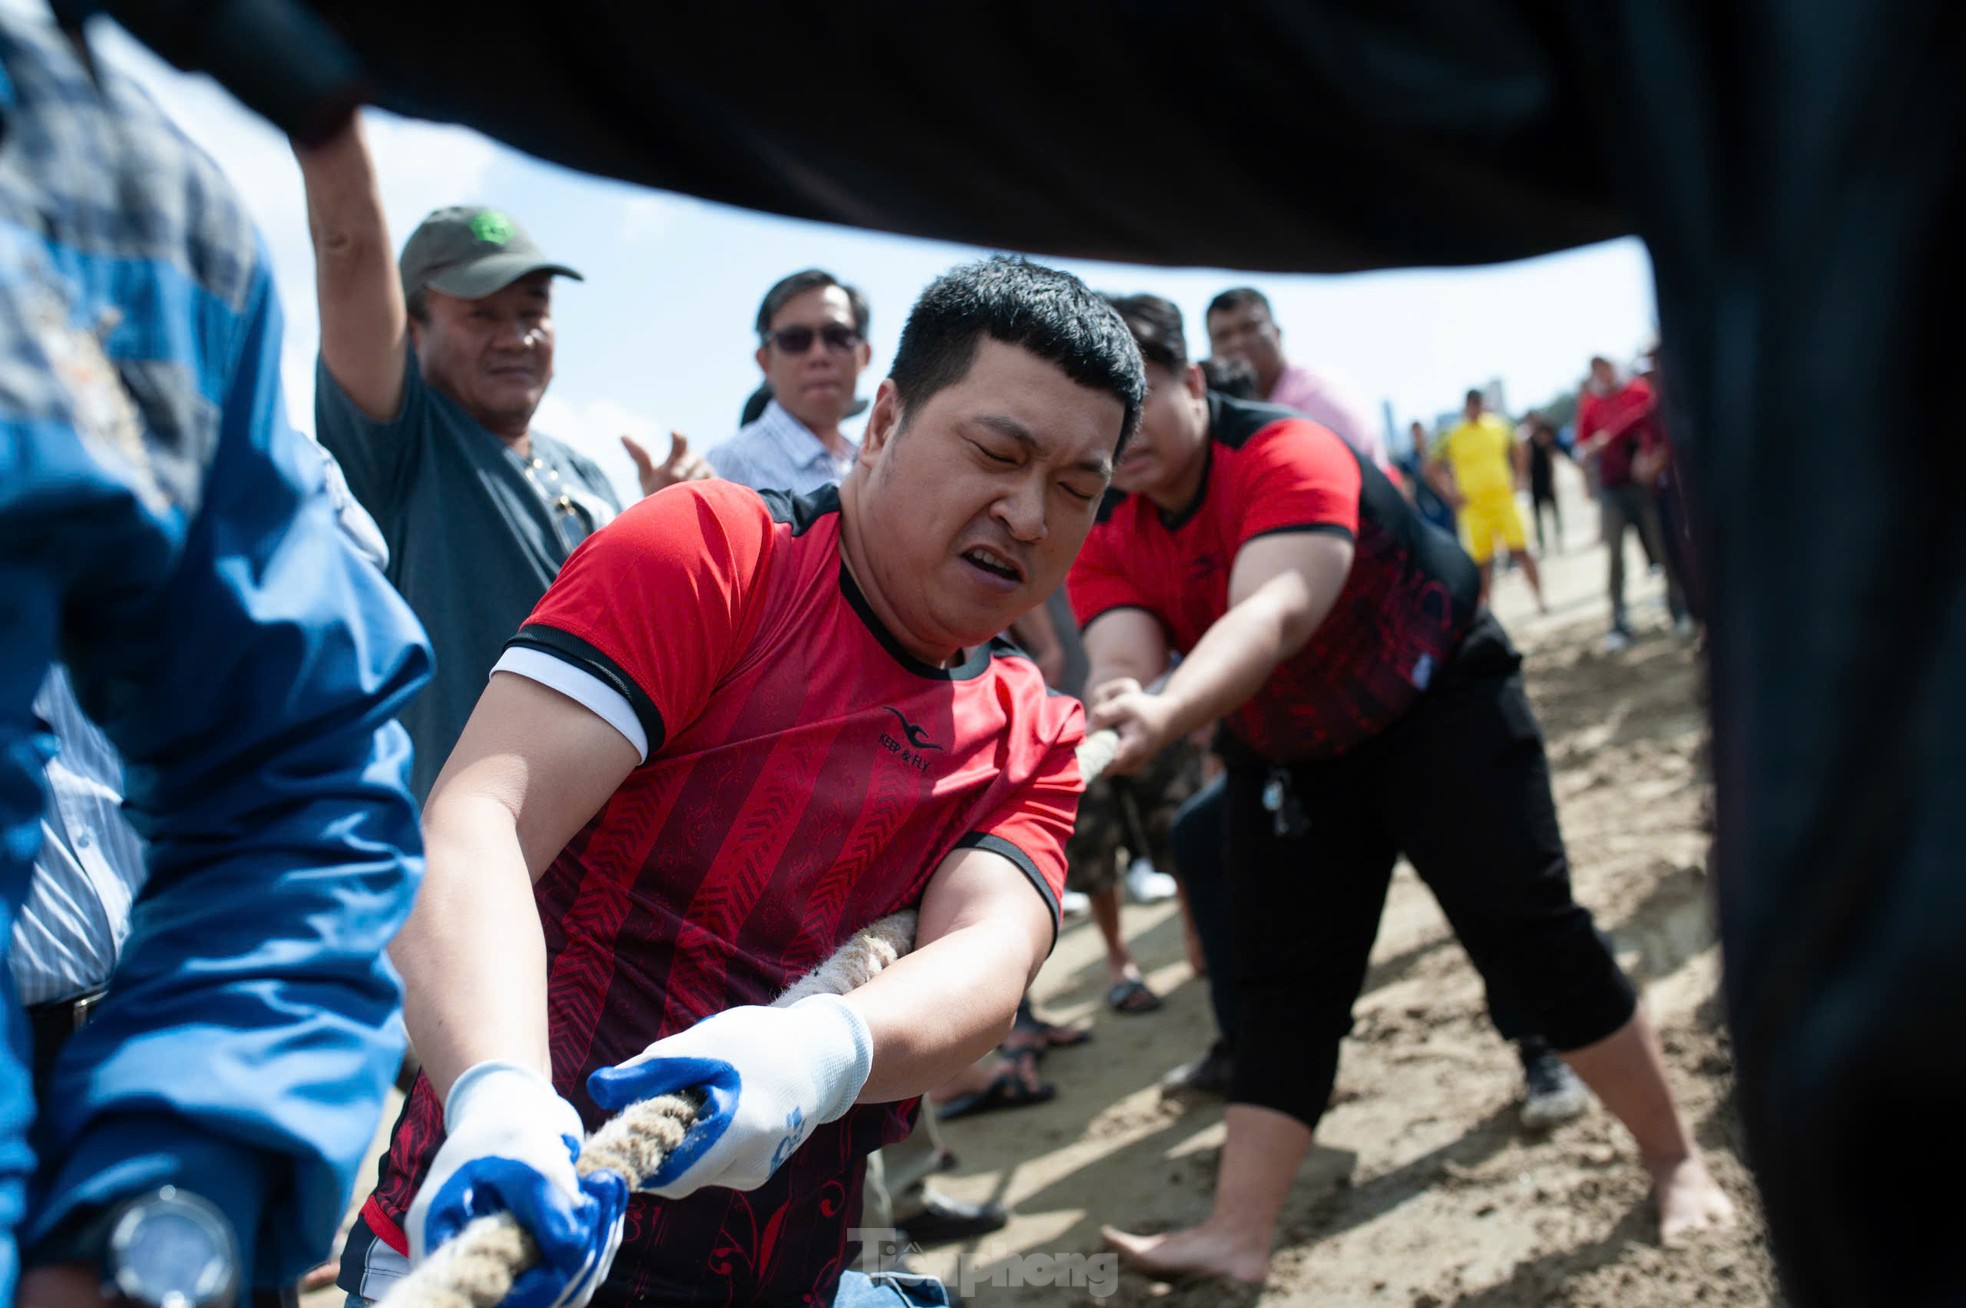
[993,473,1049,544]
[493,318,538,350]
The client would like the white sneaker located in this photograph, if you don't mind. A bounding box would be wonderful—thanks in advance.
[1602,627,1632,653]
[1521,1050,1593,1130]
[1124,857,1179,904]
[1060,890,1092,916]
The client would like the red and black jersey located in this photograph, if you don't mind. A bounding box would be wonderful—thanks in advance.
[359,480,1082,1306]
[1070,393,1479,762]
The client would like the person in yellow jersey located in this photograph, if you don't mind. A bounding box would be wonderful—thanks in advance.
[1425,389,1547,611]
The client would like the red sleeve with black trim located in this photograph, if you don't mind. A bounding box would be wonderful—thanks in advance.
[511,480,770,752]
[1066,514,1150,631]
[961,691,1085,937]
[1226,419,1362,544]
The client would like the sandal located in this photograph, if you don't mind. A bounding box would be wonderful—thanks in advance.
[1107,976,1164,1015]
[934,1054,1057,1121]
[1007,1000,1093,1055]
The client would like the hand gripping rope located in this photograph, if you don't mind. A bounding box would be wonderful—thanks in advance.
[378,716,1131,1308]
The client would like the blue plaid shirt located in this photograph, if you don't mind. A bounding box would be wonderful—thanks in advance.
[708,398,859,495]
[0,13,429,1295]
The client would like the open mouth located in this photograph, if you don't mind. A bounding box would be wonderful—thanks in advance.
[961,546,1024,585]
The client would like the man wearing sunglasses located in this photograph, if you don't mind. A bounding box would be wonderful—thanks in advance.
[710,269,875,493]
[300,112,631,800]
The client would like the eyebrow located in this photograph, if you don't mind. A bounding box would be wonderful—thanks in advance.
[972,413,1114,478]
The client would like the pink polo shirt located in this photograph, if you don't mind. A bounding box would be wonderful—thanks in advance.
[1268,362,1387,470]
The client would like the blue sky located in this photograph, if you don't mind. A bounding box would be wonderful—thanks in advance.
[85,13,1660,508]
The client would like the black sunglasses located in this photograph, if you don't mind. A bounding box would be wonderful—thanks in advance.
[766,323,862,354]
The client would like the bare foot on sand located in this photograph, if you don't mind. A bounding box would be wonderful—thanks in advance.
[1101,1223,1269,1285]
[1650,1153,1737,1245]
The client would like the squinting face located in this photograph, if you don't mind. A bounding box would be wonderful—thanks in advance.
[856,339,1123,651]
[1112,361,1209,506]
[1204,303,1284,378]
[412,274,555,432]
[757,285,871,431]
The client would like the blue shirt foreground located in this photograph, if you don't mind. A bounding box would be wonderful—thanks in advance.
[0,12,430,1297]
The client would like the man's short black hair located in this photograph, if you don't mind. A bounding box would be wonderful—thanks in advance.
[1104,293,1190,373]
[1205,286,1274,321]
[888,256,1144,452]
[755,268,870,338]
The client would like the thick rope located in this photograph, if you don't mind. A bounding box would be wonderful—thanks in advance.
[381,722,1123,1308]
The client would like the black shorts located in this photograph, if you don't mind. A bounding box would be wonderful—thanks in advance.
[1221,612,1638,1126]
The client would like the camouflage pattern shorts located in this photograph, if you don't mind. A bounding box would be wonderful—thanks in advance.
[1064,737,1204,894]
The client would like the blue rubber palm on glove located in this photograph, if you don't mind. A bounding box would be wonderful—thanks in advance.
[587,993,874,1198]
[409,1062,629,1308]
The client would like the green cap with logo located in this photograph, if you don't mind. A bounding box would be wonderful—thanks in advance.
[398,206,583,301]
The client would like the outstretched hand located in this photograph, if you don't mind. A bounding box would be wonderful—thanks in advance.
[623,432,712,497]
[1087,678,1179,776]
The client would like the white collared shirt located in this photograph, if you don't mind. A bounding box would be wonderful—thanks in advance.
[708,399,858,495]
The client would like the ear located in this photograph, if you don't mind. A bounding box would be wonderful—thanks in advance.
[1182,361,1207,401]
[853,337,873,372]
[755,343,771,375]
[860,379,902,463]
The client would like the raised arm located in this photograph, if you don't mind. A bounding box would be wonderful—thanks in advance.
[295,110,408,420]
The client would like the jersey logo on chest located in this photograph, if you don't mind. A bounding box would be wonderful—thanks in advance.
[879,706,942,773]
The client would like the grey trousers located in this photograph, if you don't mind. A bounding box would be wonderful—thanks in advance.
[1601,483,1686,625]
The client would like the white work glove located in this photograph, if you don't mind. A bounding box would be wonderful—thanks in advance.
[584,993,874,1199]
[408,1061,629,1308]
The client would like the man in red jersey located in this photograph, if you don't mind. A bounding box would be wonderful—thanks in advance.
[1575,354,1686,649]
[1072,295,1732,1287]
[335,257,1144,1308]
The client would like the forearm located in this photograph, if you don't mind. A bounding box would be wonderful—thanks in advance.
[296,115,392,283]
[844,917,1041,1103]
[1081,615,1170,696]
[1158,584,1322,741]
[395,791,553,1101]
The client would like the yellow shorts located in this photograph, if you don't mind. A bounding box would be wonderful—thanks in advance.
[1458,492,1528,564]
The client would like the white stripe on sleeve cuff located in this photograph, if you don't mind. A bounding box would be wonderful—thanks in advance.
[490,647,649,762]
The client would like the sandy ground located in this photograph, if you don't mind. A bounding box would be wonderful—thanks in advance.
[311,481,1781,1308]
[912,489,1781,1307]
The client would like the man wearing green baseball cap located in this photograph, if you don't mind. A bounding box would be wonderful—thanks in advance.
[297,114,703,800]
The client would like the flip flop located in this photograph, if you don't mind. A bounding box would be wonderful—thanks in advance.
[933,1059,1057,1121]
[1008,1005,1093,1054]
[1107,977,1164,1015]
